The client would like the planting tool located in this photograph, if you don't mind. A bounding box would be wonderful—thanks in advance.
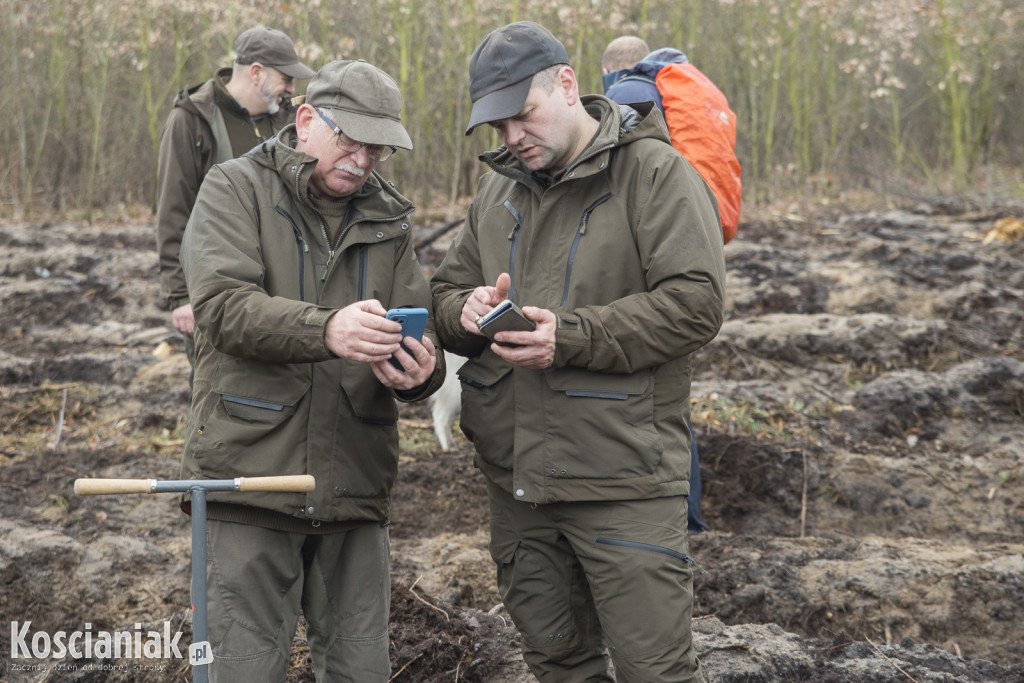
[74,474,316,682]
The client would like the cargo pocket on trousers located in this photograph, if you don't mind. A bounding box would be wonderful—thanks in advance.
[488,510,520,604]
[489,537,519,605]
[489,537,519,569]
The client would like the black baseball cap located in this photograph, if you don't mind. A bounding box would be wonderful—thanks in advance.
[465,22,569,135]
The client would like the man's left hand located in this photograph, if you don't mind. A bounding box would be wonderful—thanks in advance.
[490,306,557,370]
[371,334,439,390]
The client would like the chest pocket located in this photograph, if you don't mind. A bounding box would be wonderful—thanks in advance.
[331,231,406,306]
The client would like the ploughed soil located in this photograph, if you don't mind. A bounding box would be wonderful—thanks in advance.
[2,195,1024,681]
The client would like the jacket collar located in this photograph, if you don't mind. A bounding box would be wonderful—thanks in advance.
[174,68,233,125]
[212,69,252,120]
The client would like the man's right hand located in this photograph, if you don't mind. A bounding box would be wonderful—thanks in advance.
[461,272,511,335]
[172,303,195,339]
[324,300,403,362]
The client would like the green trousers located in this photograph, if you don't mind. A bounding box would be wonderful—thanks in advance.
[204,519,391,682]
[486,480,704,683]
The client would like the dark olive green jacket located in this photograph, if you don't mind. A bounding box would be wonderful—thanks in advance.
[431,96,725,504]
[155,69,292,309]
[181,126,444,526]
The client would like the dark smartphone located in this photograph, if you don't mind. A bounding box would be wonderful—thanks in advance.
[477,299,536,346]
[386,307,428,371]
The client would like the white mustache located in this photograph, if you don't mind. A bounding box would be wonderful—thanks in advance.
[335,163,365,177]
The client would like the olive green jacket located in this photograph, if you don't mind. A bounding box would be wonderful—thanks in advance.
[181,126,444,527]
[155,69,293,309]
[431,96,725,504]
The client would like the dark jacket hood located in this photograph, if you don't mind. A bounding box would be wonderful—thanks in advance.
[602,48,688,92]
[171,68,233,124]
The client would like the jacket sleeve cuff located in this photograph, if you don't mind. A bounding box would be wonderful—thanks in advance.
[394,381,430,402]
[310,308,340,358]
[551,313,588,368]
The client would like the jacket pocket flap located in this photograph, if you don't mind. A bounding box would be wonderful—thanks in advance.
[219,390,304,420]
[544,366,650,398]
[340,373,399,424]
[214,371,308,420]
[458,355,513,388]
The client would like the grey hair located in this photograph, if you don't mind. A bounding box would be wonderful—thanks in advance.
[531,64,565,93]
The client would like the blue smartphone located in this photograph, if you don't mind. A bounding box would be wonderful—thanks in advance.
[385,307,428,371]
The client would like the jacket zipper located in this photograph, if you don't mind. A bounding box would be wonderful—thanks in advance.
[291,162,414,286]
[358,246,368,300]
[318,217,350,281]
[290,163,341,283]
[319,200,361,282]
[275,206,307,301]
[250,117,264,144]
[561,193,612,306]
[503,200,524,302]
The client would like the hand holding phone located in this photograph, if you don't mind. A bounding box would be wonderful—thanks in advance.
[476,300,536,346]
[385,307,428,371]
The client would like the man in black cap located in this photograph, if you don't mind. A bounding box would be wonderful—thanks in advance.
[155,27,315,388]
[180,59,444,681]
[432,21,723,682]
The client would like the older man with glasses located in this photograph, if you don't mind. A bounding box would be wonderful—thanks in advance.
[178,59,445,682]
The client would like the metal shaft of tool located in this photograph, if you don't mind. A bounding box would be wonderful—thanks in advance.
[190,485,209,683]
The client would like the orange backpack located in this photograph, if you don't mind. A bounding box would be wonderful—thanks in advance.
[655,64,742,243]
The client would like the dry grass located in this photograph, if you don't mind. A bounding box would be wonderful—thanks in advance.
[2,0,1023,217]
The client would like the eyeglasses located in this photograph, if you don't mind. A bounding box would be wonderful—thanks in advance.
[314,108,396,162]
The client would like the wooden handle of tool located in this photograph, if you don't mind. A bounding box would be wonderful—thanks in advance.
[238,475,316,492]
[73,475,315,495]
[74,479,154,495]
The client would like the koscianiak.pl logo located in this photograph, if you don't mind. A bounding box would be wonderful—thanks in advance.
[9,620,184,672]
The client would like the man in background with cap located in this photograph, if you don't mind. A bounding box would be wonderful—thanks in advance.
[602,36,712,536]
[432,21,724,682]
[156,26,315,388]
[180,58,444,681]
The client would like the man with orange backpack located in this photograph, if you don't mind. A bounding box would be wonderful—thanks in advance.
[602,37,741,244]
[602,37,677,113]
[602,36,742,533]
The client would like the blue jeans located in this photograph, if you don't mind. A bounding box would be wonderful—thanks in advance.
[687,428,708,532]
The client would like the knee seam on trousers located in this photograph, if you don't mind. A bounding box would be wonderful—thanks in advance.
[607,632,695,660]
[333,630,389,643]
